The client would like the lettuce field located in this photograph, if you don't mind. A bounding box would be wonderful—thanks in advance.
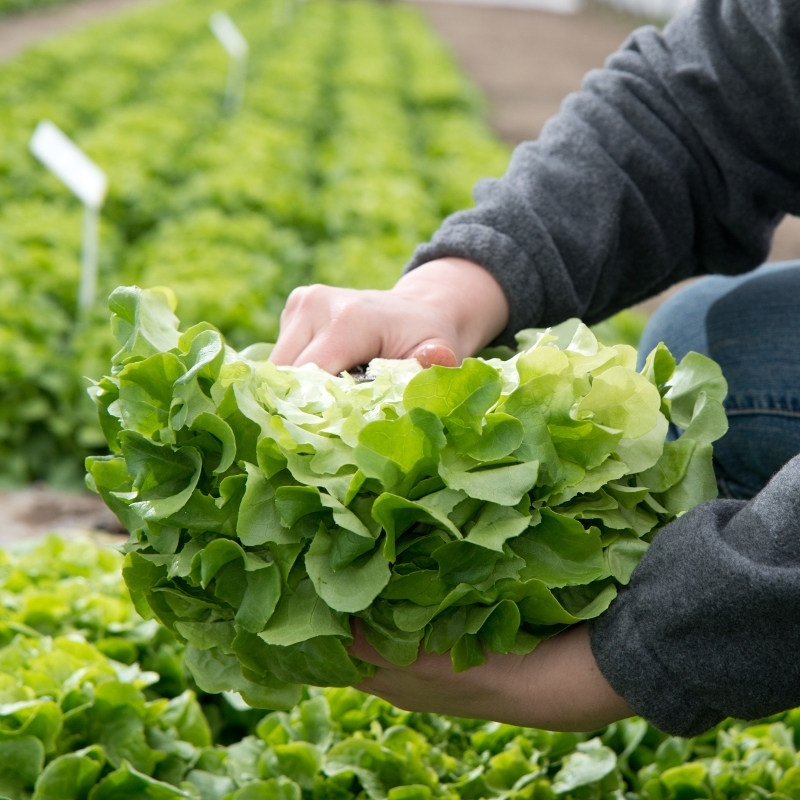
[2,0,799,797]
[0,0,510,486]
[4,533,800,799]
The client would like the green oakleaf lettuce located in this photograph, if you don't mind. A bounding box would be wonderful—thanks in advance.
[86,286,728,708]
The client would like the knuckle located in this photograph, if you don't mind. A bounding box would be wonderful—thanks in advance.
[282,284,327,315]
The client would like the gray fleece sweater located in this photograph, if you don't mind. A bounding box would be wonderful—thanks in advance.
[406,0,800,736]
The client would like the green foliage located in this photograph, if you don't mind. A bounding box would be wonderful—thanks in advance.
[0,0,68,19]
[85,286,727,705]
[0,0,510,486]
[4,534,800,798]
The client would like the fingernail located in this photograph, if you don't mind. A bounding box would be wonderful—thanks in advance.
[415,344,458,368]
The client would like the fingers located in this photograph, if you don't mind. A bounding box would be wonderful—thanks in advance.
[270,260,507,374]
[348,621,454,713]
[270,285,384,374]
[268,287,316,366]
[269,283,464,374]
[348,617,398,669]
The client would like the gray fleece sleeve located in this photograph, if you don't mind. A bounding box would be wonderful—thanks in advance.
[589,453,800,737]
[405,0,800,344]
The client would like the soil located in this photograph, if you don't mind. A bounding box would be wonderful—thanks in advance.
[0,484,124,548]
[0,0,165,61]
[0,0,798,547]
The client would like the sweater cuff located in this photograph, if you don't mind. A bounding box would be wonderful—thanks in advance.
[403,222,547,347]
[588,593,725,737]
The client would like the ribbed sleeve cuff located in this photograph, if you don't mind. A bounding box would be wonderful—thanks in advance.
[588,599,725,738]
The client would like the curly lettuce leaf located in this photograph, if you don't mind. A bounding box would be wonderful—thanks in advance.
[86,286,728,705]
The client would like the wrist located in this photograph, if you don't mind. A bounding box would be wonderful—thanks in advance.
[507,624,633,731]
[394,258,509,358]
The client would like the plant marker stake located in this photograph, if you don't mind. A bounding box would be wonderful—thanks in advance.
[29,120,108,317]
[209,11,249,114]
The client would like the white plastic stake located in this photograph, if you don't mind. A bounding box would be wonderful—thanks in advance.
[80,205,101,314]
[209,11,249,114]
[29,120,108,316]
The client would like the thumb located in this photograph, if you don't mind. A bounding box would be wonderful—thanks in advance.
[412,343,458,369]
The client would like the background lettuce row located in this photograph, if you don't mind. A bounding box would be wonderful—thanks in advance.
[0,0,68,18]
[0,0,510,486]
[85,285,726,711]
[5,531,800,798]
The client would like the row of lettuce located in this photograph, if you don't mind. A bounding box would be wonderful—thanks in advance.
[0,0,66,18]
[0,0,511,486]
[2,533,800,799]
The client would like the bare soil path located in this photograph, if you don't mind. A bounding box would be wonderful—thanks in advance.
[0,0,798,546]
[0,0,165,61]
[415,0,640,145]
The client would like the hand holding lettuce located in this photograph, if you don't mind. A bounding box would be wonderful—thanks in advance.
[86,286,728,710]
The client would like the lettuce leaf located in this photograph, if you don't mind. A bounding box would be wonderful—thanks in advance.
[86,287,728,706]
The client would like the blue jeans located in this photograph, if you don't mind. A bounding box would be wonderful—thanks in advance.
[638,261,800,500]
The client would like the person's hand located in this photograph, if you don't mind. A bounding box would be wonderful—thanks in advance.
[350,621,632,732]
[269,258,509,374]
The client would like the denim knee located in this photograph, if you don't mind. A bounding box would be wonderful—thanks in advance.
[637,262,800,499]
[704,264,800,498]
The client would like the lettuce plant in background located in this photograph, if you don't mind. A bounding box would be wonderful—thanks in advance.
[6,535,800,798]
[85,285,728,712]
[0,0,510,487]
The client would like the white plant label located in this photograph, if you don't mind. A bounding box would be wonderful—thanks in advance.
[210,11,248,60]
[209,11,249,114]
[29,120,107,211]
[29,120,108,314]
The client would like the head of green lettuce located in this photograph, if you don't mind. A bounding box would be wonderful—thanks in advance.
[86,285,727,710]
